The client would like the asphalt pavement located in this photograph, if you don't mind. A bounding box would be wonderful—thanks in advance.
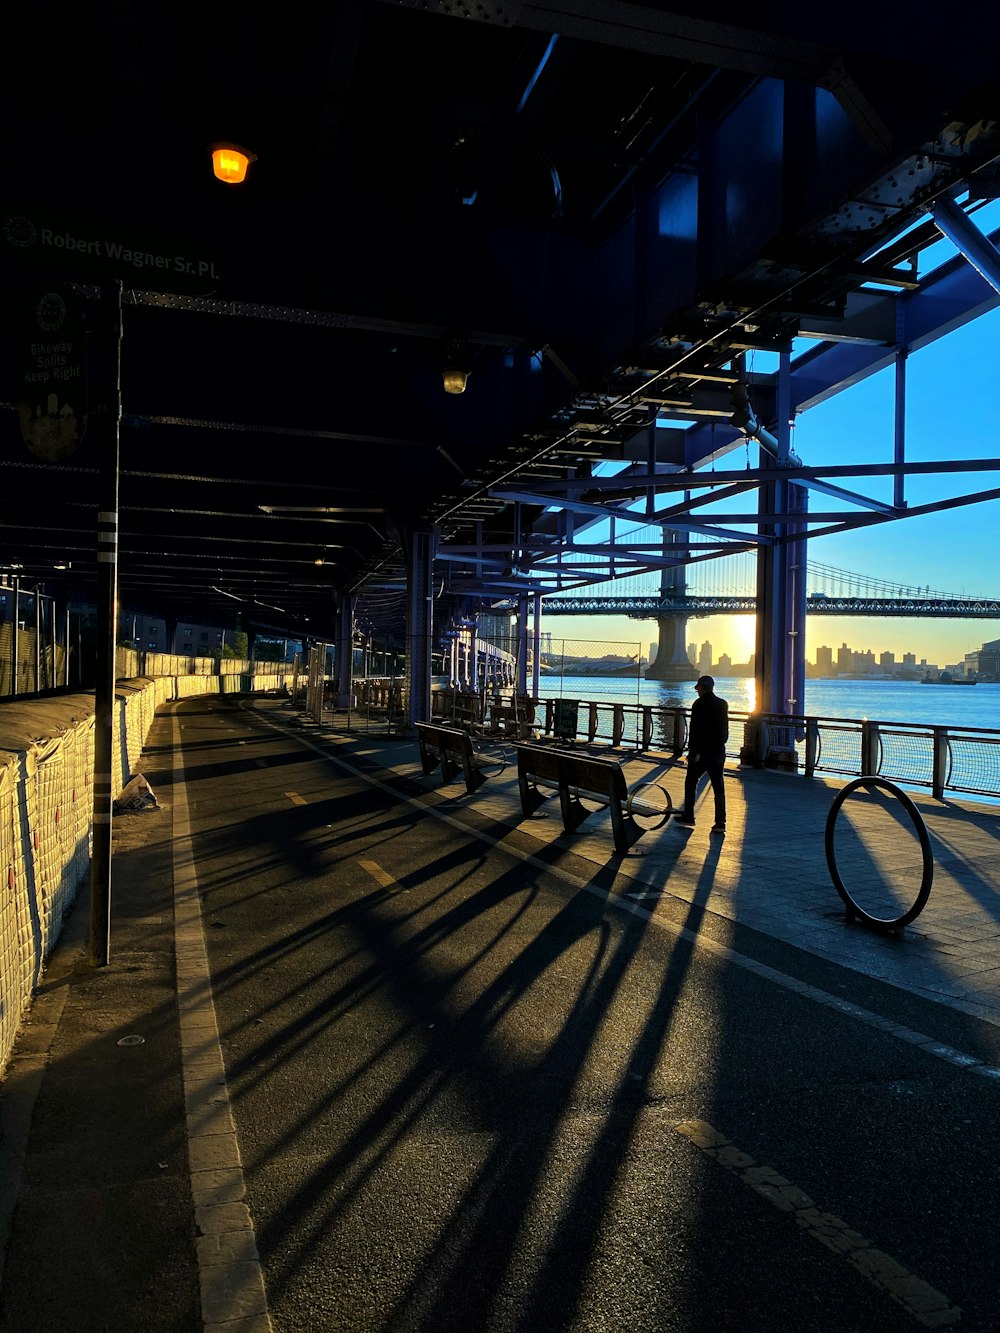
[2,694,1000,1332]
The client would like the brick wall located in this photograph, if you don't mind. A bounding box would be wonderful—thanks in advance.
[0,671,288,1074]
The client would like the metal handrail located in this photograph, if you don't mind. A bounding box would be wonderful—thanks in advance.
[528,694,1000,801]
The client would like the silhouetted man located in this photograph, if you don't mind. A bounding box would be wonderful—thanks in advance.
[673,675,728,833]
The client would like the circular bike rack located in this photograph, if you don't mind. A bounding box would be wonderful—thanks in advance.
[626,781,673,829]
[473,739,509,775]
[824,776,933,930]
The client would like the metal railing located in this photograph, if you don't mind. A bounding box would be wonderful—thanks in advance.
[523,694,1000,802]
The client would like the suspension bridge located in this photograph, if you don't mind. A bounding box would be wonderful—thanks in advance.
[542,558,1000,619]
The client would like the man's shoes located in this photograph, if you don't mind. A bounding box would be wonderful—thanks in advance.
[711,824,726,834]
[672,813,696,827]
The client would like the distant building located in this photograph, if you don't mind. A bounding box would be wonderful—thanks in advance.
[816,645,834,675]
[174,623,226,655]
[965,638,1000,680]
[880,651,895,670]
[903,652,916,668]
[124,613,167,650]
[837,642,854,673]
[698,641,713,674]
[717,652,732,674]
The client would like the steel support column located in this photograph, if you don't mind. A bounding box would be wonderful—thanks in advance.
[335,595,355,707]
[404,529,435,730]
[753,354,808,727]
[516,596,529,696]
[531,594,542,699]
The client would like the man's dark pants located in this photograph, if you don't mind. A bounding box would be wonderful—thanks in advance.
[682,749,726,826]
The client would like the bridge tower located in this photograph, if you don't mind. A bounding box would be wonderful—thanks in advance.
[644,529,698,682]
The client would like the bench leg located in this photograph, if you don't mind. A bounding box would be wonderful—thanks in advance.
[517,769,548,817]
[608,800,642,855]
[419,744,440,776]
[558,782,590,833]
[462,756,487,794]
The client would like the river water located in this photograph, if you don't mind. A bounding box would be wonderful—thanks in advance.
[543,674,1000,732]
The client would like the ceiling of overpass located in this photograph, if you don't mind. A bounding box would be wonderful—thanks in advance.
[3,3,1000,643]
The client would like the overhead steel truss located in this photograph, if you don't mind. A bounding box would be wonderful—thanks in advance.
[424,194,1000,613]
[429,453,1000,601]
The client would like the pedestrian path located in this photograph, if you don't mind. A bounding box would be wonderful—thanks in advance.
[336,720,1000,1027]
[2,695,999,1333]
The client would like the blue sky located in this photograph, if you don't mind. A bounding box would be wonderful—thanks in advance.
[787,306,1000,665]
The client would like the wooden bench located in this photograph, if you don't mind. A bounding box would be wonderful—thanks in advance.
[431,690,483,730]
[416,721,506,794]
[514,744,671,854]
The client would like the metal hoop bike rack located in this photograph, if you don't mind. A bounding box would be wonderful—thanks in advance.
[824,775,933,931]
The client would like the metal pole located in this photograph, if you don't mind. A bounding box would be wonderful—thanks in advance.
[11,579,19,698]
[932,727,948,800]
[90,280,122,967]
[34,591,41,693]
[65,604,71,688]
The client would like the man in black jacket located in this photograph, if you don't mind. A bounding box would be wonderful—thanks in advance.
[673,675,728,833]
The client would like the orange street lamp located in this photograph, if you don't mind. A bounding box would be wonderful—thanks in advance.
[210,143,257,185]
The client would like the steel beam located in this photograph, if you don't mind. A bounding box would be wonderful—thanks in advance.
[790,224,1000,413]
[931,196,1000,297]
[489,488,774,544]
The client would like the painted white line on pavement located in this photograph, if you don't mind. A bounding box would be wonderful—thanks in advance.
[674,1119,961,1328]
[249,706,1000,1086]
[171,708,274,1333]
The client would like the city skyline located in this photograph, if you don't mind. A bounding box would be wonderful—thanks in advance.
[542,612,991,671]
[678,636,987,676]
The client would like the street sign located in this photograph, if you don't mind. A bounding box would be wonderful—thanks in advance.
[2,203,220,291]
[553,698,579,740]
[18,285,87,461]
